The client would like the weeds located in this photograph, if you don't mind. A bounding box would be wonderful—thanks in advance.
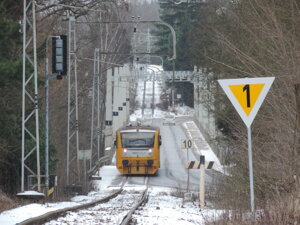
[0,190,18,212]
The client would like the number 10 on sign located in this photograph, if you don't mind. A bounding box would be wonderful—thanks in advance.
[181,139,193,149]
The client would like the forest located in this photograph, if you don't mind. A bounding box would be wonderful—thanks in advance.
[155,0,300,224]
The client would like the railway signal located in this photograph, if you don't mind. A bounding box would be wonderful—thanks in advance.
[218,77,275,216]
[52,35,67,76]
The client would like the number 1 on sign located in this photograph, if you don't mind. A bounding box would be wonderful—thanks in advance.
[243,84,250,108]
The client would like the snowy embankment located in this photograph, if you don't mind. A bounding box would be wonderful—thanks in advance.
[0,167,119,225]
[131,187,223,225]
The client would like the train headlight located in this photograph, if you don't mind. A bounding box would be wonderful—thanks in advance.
[148,148,152,153]
[123,148,128,153]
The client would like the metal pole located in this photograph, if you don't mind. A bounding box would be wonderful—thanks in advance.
[90,62,96,167]
[105,69,113,150]
[44,36,60,195]
[32,0,41,193]
[125,73,130,123]
[84,158,87,192]
[147,27,151,64]
[112,68,118,138]
[199,155,205,209]
[90,48,100,165]
[22,0,41,193]
[172,59,175,109]
[21,0,27,193]
[45,38,50,194]
[186,148,190,192]
[152,71,155,117]
[142,78,146,119]
[113,68,120,131]
[97,66,100,160]
[67,13,80,184]
[66,12,71,185]
[247,126,255,216]
[116,69,122,128]
[74,47,80,183]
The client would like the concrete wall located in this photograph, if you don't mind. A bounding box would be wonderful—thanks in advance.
[104,65,134,160]
[193,69,217,142]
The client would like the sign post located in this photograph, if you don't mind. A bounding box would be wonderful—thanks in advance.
[181,139,193,192]
[247,126,254,214]
[218,77,275,216]
[185,158,215,208]
[199,155,205,209]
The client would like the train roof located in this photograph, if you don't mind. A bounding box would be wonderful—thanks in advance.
[118,124,159,132]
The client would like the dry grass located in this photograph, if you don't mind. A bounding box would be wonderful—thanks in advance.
[207,183,300,225]
[0,190,18,212]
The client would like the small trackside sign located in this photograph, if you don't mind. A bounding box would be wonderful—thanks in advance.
[181,139,193,149]
[218,77,275,128]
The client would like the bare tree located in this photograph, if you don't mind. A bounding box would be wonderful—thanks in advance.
[33,0,133,197]
[189,0,300,212]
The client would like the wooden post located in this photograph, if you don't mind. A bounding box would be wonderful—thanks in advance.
[199,155,205,208]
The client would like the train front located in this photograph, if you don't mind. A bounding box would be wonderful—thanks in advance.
[116,127,160,175]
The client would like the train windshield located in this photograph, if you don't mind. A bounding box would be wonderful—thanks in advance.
[121,132,155,148]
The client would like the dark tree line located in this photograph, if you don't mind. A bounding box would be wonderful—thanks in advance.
[0,2,23,193]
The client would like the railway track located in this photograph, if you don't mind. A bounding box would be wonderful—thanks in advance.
[17,176,150,225]
[120,177,149,225]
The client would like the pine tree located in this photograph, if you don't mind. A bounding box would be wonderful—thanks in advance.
[154,0,202,70]
[0,3,23,193]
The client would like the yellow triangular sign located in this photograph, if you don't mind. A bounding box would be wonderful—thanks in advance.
[218,77,275,127]
[229,84,265,116]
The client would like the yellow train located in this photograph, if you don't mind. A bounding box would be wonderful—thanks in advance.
[115,125,161,175]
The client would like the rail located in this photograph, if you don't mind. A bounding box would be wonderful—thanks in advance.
[17,176,128,225]
[17,176,150,225]
[120,177,149,225]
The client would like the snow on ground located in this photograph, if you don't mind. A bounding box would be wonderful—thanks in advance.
[174,104,194,116]
[130,108,167,122]
[133,187,223,225]
[92,166,119,191]
[130,104,194,122]
[16,190,45,197]
[45,188,143,225]
[0,201,81,225]
[0,166,118,225]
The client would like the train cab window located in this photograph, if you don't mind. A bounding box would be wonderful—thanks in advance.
[121,132,155,148]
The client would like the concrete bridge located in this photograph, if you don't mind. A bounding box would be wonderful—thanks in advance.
[163,69,218,147]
